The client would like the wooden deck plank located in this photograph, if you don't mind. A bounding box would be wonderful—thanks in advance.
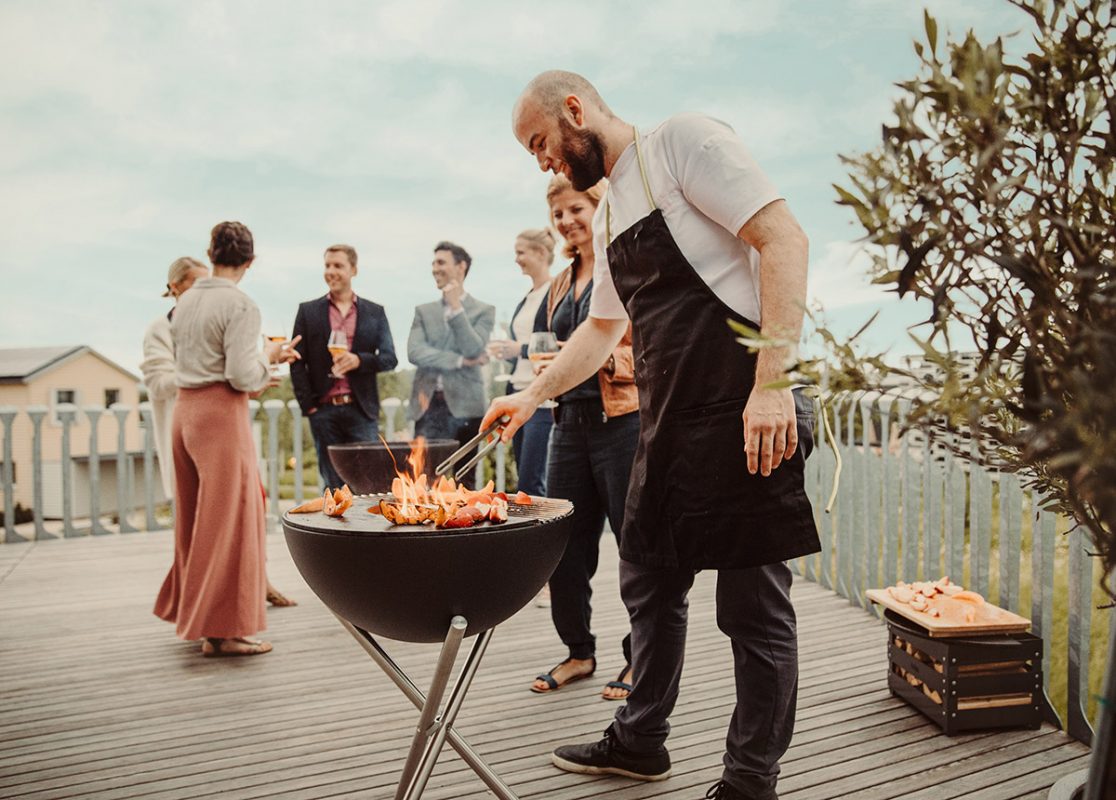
[0,529,1090,799]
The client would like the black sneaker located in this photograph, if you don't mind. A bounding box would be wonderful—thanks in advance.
[705,779,778,800]
[551,730,671,781]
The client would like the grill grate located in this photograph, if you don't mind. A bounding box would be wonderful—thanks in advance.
[286,493,573,536]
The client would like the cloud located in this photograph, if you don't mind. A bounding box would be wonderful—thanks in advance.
[807,240,893,310]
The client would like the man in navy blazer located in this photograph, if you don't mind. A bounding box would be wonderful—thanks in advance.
[291,244,397,487]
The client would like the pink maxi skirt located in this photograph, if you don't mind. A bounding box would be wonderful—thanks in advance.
[154,383,267,640]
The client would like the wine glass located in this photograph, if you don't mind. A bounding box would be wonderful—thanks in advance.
[489,320,512,383]
[527,331,560,408]
[263,325,288,377]
[327,330,348,379]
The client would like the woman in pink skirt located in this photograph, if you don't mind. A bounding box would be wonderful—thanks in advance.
[154,221,300,657]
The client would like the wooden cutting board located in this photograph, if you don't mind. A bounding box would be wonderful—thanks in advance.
[865,588,1032,637]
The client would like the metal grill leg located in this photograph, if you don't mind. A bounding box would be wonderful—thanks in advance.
[394,616,467,800]
[335,614,518,800]
[402,627,493,800]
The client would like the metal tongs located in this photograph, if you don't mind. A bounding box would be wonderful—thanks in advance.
[435,415,510,481]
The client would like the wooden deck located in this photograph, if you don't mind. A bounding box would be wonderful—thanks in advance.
[0,528,1090,800]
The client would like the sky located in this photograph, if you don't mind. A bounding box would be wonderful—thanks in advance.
[0,0,1029,379]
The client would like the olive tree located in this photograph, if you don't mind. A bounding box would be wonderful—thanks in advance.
[775,0,1114,580]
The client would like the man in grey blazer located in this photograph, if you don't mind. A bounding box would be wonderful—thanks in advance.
[407,241,495,470]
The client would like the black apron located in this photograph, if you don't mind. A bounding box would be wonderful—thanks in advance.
[604,129,820,570]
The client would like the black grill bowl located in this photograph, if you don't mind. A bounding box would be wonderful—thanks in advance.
[283,497,573,642]
[327,439,460,495]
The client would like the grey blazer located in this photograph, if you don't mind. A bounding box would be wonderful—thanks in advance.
[407,294,495,420]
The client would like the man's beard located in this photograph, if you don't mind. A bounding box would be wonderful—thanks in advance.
[558,118,607,191]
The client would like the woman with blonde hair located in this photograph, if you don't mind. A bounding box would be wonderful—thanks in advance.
[529,174,640,700]
[141,257,209,501]
[487,227,556,499]
[153,222,300,656]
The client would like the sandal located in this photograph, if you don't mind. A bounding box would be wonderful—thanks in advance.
[530,656,596,694]
[602,663,633,700]
[266,586,297,607]
[201,637,273,657]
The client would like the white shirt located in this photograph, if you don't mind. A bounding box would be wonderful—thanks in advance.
[172,277,270,392]
[140,312,177,498]
[509,283,549,391]
[589,113,781,324]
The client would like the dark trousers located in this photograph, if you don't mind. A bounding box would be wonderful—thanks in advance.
[610,560,798,799]
[546,400,639,663]
[308,403,379,488]
[414,391,481,488]
[511,406,553,496]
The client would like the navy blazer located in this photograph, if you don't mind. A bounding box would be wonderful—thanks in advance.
[290,295,398,420]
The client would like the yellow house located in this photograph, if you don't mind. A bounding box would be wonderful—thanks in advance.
[0,346,158,519]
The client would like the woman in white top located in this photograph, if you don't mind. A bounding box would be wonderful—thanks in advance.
[142,256,298,609]
[487,228,555,497]
[153,222,300,657]
[141,257,208,500]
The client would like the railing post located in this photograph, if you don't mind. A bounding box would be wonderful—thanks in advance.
[1033,498,1060,726]
[0,406,24,544]
[1066,527,1094,744]
[857,394,877,600]
[922,419,940,582]
[383,397,402,440]
[897,399,919,582]
[263,399,283,526]
[1084,602,1116,800]
[287,400,304,506]
[139,403,157,531]
[944,432,966,582]
[495,439,506,494]
[878,396,897,589]
[111,405,138,533]
[998,471,1022,612]
[969,435,991,598]
[83,405,111,535]
[26,405,51,540]
[57,405,79,537]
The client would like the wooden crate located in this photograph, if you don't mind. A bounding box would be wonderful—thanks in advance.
[885,611,1044,735]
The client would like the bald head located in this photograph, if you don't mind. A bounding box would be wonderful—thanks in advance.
[516,70,613,119]
[512,70,628,190]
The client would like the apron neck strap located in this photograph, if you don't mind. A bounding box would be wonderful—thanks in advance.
[606,126,656,244]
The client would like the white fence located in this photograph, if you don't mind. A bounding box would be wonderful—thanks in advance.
[0,392,1102,746]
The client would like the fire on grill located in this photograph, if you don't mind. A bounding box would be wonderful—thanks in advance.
[367,440,517,529]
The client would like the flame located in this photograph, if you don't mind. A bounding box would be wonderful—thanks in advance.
[379,437,506,528]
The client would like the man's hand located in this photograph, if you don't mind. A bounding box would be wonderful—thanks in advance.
[443,279,465,311]
[742,386,797,476]
[481,390,542,443]
[331,351,361,375]
[462,353,489,368]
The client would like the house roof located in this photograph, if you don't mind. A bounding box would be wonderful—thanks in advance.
[0,347,140,385]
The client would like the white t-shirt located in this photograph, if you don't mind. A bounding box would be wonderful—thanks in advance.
[589,113,781,323]
[509,283,549,390]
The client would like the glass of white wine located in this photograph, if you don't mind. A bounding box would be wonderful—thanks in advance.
[527,331,559,408]
[489,320,512,383]
[327,330,349,379]
[263,327,288,377]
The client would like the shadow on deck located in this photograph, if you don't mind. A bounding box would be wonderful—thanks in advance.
[0,530,1090,799]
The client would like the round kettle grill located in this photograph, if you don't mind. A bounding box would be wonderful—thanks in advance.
[282,421,572,800]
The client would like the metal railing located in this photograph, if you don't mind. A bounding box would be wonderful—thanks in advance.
[799,392,1105,745]
[0,392,1102,745]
